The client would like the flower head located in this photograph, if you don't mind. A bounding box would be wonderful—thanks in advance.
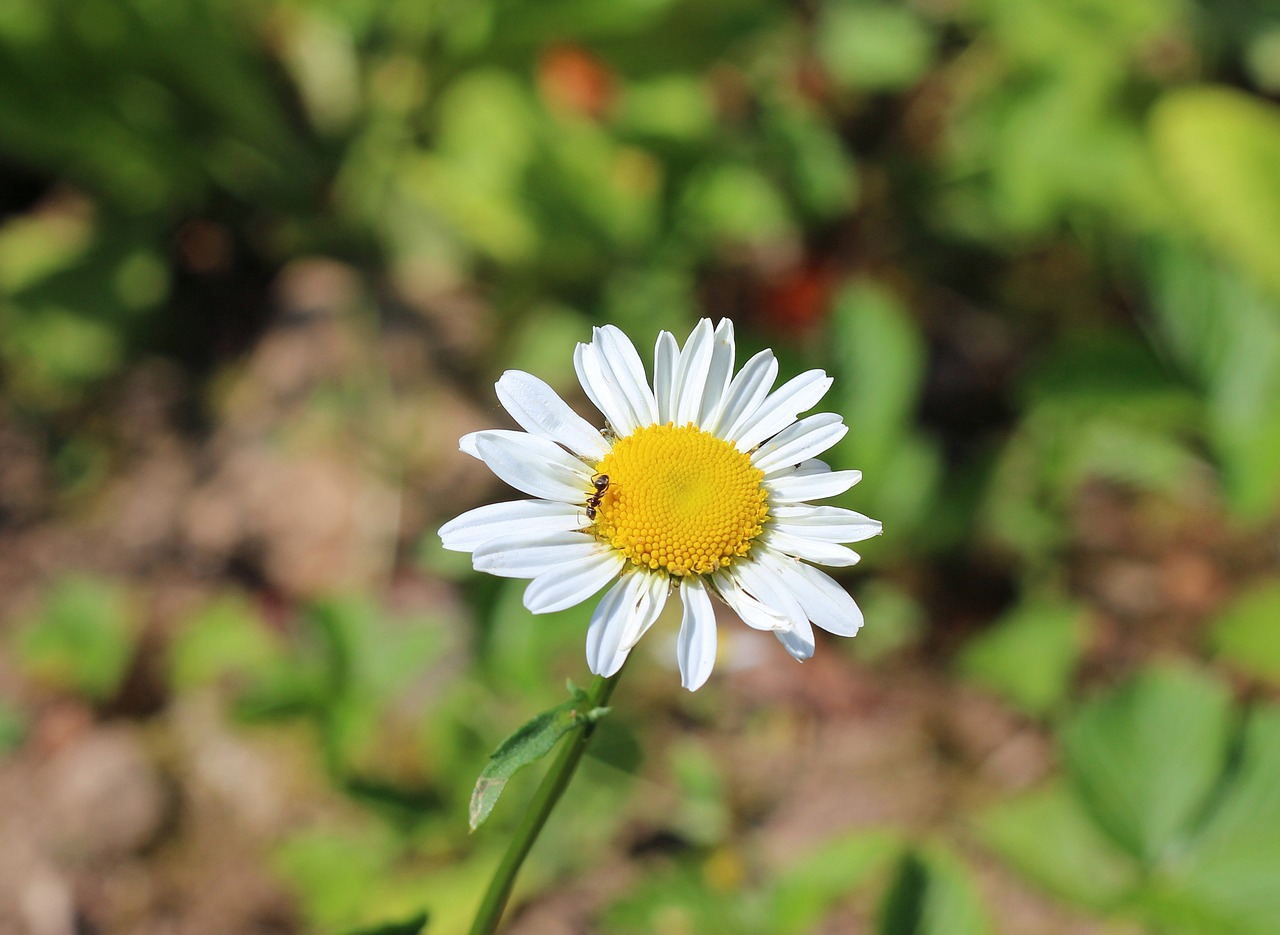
[440,320,881,690]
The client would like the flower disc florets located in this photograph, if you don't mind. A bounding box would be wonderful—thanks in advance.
[591,422,768,576]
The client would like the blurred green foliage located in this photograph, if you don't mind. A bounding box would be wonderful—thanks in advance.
[13,574,137,700]
[980,666,1280,934]
[4,0,1280,932]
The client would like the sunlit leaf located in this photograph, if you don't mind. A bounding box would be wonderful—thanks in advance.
[817,4,933,92]
[470,686,609,830]
[1151,86,1280,300]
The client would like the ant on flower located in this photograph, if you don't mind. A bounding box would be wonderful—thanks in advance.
[585,473,609,521]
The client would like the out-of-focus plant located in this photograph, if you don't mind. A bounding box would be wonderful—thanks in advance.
[979,665,1280,934]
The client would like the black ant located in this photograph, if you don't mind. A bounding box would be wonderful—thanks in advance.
[585,473,609,521]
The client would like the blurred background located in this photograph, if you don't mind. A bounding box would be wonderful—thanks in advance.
[2,0,1280,932]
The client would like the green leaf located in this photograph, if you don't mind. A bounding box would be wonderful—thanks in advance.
[15,575,137,701]
[168,593,284,692]
[958,599,1085,715]
[1210,583,1280,682]
[1143,244,1280,516]
[1061,666,1233,865]
[469,687,609,831]
[1151,87,1280,300]
[817,4,934,92]
[878,845,994,935]
[974,782,1140,911]
[1146,707,1280,935]
[0,701,26,756]
[680,163,795,244]
[768,830,902,935]
[342,911,429,935]
[831,281,925,481]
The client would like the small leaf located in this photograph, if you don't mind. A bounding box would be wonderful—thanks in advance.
[958,599,1085,715]
[1211,583,1280,683]
[469,689,606,830]
[878,845,994,935]
[342,910,430,935]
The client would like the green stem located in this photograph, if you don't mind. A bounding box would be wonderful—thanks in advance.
[467,672,623,935]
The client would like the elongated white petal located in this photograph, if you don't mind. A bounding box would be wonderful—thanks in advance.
[761,529,862,566]
[775,618,816,661]
[595,325,658,427]
[585,571,668,676]
[472,431,592,502]
[789,562,864,636]
[729,556,809,630]
[751,413,848,473]
[771,505,884,543]
[765,467,863,501]
[673,319,714,426]
[495,371,610,461]
[677,577,717,691]
[653,331,679,424]
[523,551,625,614]
[709,349,777,438]
[711,570,788,631]
[439,499,587,552]
[473,530,607,578]
[459,431,483,459]
[575,342,637,435]
[729,370,833,452]
[697,319,736,429]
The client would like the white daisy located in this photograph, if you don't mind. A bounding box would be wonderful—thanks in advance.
[439,319,882,690]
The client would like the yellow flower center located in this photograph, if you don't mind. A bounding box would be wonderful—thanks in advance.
[591,423,769,577]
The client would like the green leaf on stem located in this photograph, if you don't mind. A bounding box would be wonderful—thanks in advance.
[469,685,610,831]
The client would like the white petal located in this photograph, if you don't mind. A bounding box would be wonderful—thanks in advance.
[653,331,679,424]
[761,528,863,566]
[789,561,864,637]
[729,557,809,630]
[775,618,816,661]
[673,319,714,427]
[439,499,587,552]
[459,431,483,459]
[677,577,717,691]
[595,325,658,428]
[473,431,593,502]
[523,551,625,614]
[575,342,637,435]
[729,370,833,452]
[709,349,777,438]
[711,570,788,631]
[771,505,883,543]
[697,319,736,429]
[495,371,610,461]
[751,413,848,474]
[765,467,863,501]
[473,530,607,578]
[585,571,668,676]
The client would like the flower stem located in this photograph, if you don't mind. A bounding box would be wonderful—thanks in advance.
[467,672,623,935]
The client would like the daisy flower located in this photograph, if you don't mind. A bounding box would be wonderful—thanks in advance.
[439,319,881,690]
